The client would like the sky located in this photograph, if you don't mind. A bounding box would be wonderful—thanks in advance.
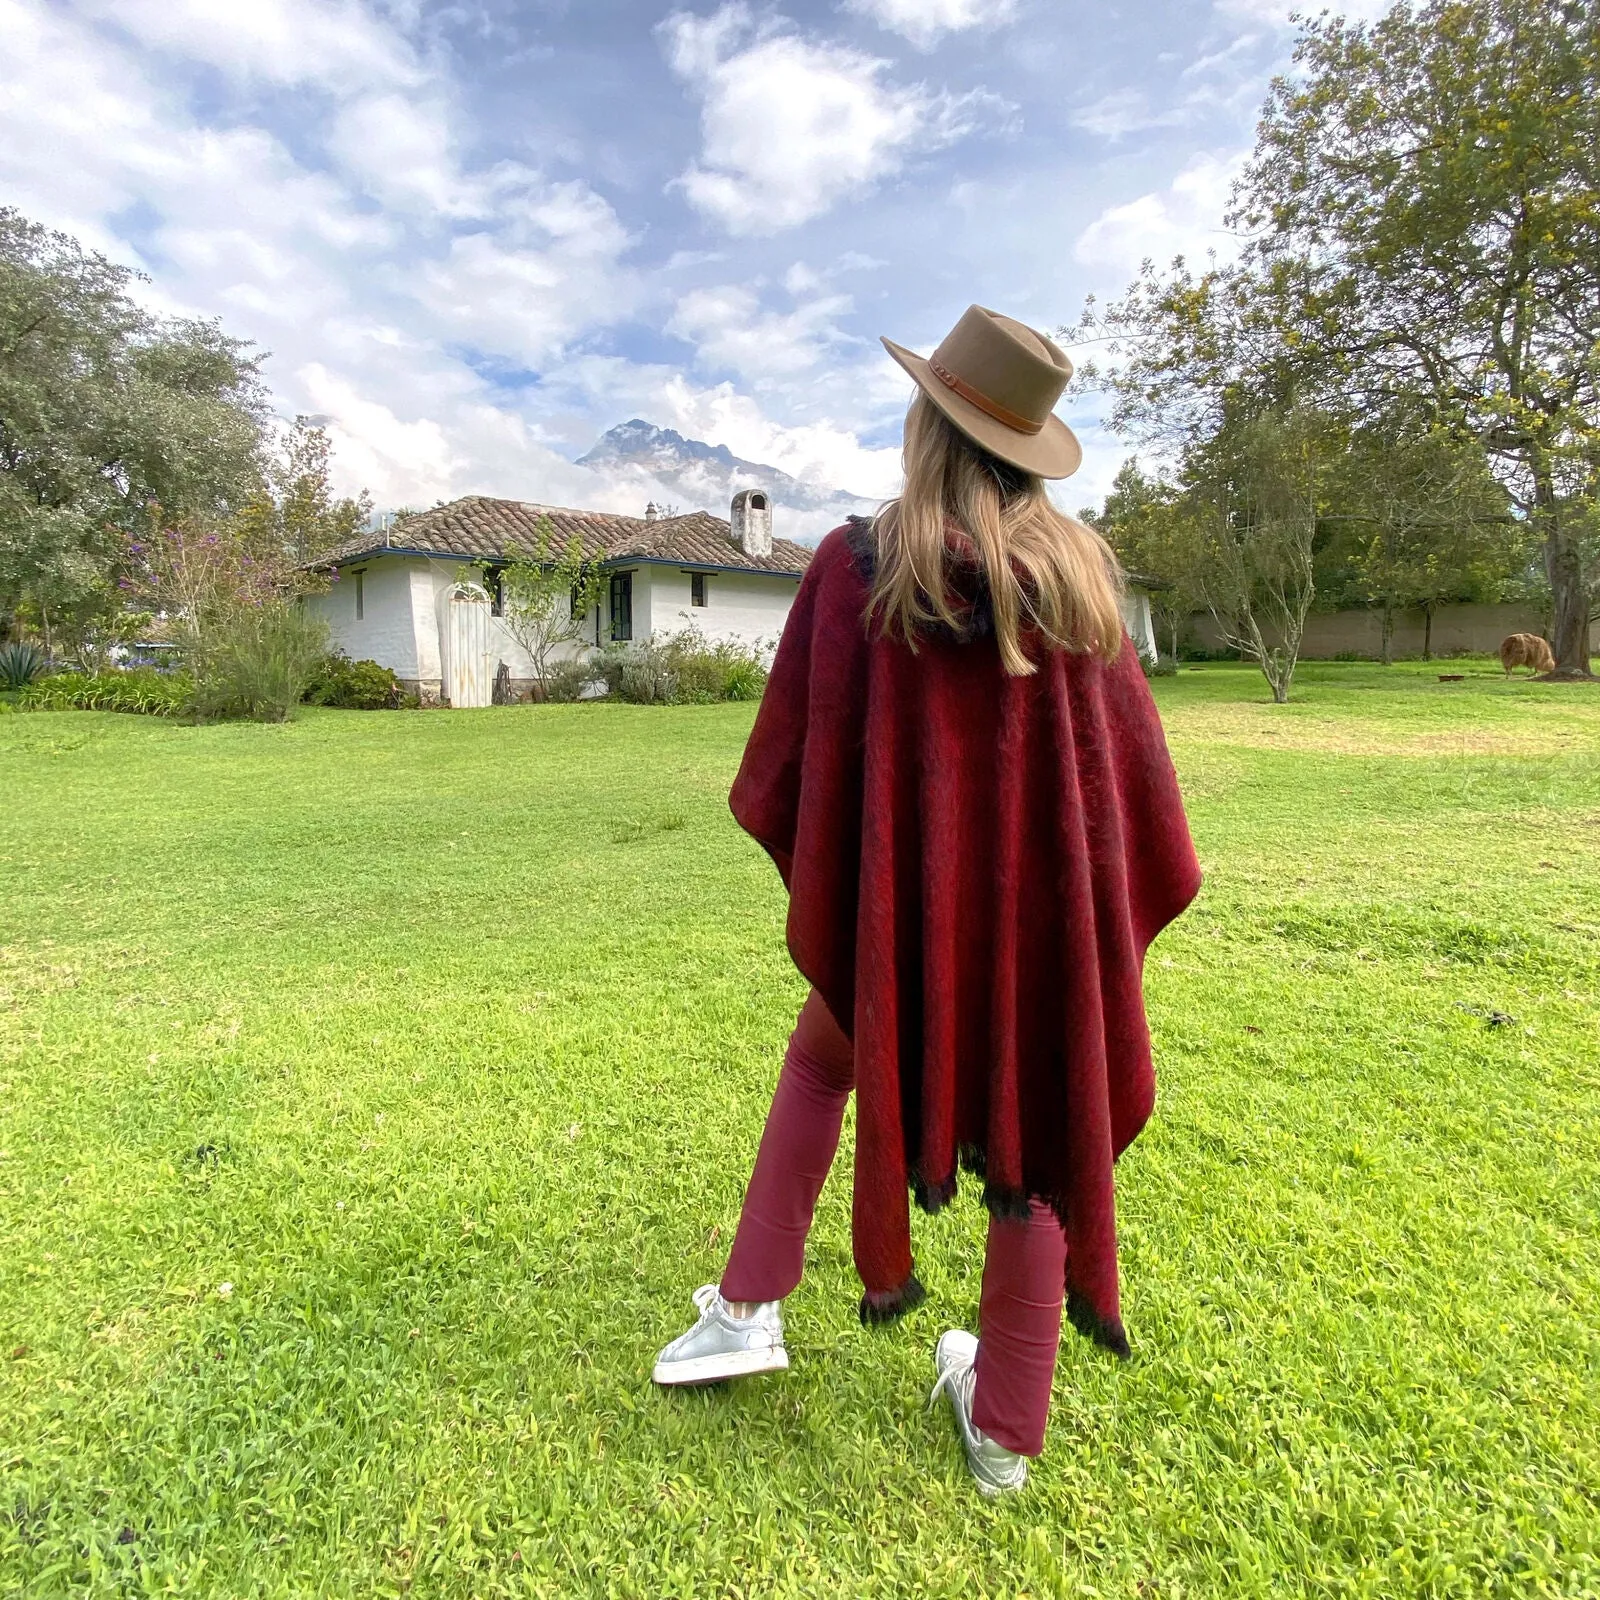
[0,0,1387,529]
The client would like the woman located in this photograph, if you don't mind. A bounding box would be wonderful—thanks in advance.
[652,305,1201,1495]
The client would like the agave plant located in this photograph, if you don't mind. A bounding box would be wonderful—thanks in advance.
[0,641,47,690]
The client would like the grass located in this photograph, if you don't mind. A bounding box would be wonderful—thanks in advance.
[1,659,1597,1598]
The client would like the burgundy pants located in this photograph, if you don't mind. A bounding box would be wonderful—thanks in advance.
[721,991,1067,1457]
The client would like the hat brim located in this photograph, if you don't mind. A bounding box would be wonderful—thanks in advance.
[881,337,1082,480]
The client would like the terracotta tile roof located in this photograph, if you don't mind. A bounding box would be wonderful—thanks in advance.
[321,495,815,576]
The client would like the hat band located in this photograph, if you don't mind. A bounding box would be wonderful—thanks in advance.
[928,356,1045,436]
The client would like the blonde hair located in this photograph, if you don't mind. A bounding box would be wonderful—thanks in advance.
[869,392,1124,675]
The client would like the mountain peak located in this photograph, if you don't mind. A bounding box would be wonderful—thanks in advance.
[582,419,738,471]
[574,420,871,541]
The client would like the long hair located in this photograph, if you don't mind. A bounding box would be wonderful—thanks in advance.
[869,392,1124,675]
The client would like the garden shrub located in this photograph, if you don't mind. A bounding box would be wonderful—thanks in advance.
[190,603,329,723]
[541,658,598,703]
[561,630,772,706]
[303,651,411,709]
[20,669,192,716]
[0,641,48,690]
[662,627,770,702]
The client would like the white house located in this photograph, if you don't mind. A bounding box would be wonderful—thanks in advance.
[306,488,810,706]
[306,487,1161,707]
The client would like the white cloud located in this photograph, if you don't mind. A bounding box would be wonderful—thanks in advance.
[327,94,467,214]
[415,191,637,367]
[1068,88,1190,141]
[77,0,418,90]
[1073,151,1247,277]
[841,0,1017,49]
[667,281,856,382]
[659,4,994,234]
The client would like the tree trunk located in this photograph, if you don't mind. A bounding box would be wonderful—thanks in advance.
[1422,604,1433,662]
[1537,471,1594,678]
[1380,600,1394,666]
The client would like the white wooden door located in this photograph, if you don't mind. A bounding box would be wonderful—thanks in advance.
[442,583,493,708]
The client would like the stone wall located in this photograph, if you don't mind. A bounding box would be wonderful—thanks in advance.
[1187,600,1547,658]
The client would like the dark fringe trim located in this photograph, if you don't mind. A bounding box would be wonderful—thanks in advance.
[957,1141,988,1180]
[981,1182,1034,1223]
[1066,1289,1130,1359]
[913,1146,1034,1223]
[843,515,878,579]
[912,1171,957,1215]
[841,516,998,645]
[859,1274,927,1326]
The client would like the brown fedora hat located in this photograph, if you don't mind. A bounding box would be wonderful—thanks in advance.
[881,304,1082,479]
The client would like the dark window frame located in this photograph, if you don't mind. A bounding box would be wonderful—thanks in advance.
[352,568,365,621]
[690,571,708,607]
[609,570,634,643]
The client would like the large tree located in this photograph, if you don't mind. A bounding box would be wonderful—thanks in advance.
[1239,0,1600,676]
[1070,265,1342,700]
[0,208,268,650]
[1321,424,1520,660]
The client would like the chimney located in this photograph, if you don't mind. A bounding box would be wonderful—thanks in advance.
[644,501,659,522]
[730,488,772,557]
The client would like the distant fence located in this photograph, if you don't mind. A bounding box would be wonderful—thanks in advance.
[1187,601,1547,659]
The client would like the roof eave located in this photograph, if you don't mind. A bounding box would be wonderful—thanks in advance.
[312,545,806,580]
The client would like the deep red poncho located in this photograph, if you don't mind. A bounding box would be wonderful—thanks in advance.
[730,521,1201,1354]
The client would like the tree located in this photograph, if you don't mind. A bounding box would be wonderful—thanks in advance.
[1239,0,1600,676]
[0,209,269,651]
[268,416,370,563]
[483,516,607,694]
[1185,407,1339,702]
[1086,459,1208,662]
[1069,260,1342,700]
[1320,425,1521,660]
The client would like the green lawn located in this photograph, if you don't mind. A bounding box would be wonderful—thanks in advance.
[2,661,1597,1598]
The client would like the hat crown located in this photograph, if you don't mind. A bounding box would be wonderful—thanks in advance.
[930,305,1072,434]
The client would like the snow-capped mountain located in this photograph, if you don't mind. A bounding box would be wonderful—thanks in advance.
[577,420,875,544]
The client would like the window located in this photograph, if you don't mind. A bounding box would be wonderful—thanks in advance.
[353,569,365,621]
[690,571,708,607]
[488,567,505,617]
[609,571,633,642]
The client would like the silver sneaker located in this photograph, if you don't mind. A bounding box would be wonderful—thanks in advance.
[930,1330,1029,1496]
[652,1284,789,1386]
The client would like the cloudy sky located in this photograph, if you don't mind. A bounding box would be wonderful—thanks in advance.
[0,0,1380,525]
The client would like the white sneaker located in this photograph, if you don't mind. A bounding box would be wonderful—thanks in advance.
[652,1285,790,1386]
[930,1330,1029,1496]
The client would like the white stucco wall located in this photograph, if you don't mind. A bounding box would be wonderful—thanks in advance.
[304,555,424,676]
[646,566,799,651]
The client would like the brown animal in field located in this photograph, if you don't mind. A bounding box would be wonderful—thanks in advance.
[1500,632,1555,676]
